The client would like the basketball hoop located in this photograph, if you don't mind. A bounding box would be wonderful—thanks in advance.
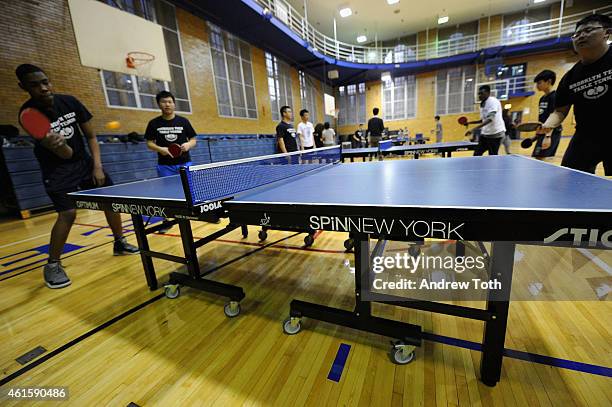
[126,51,155,78]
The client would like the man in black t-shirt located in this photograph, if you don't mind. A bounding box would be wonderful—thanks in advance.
[539,14,611,175]
[16,64,138,289]
[367,107,384,147]
[145,91,197,177]
[532,70,562,159]
[276,105,298,153]
[145,91,198,233]
[352,123,366,148]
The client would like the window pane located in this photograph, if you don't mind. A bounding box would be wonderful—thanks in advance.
[242,61,253,86]
[153,0,177,30]
[239,42,251,60]
[245,85,256,110]
[137,76,165,95]
[140,94,157,109]
[226,55,242,82]
[107,90,137,107]
[230,82,245,108]
[233,107,246,117]
[224,35,240,56]
[169,65,188,99]
[215,79,230,104]
[104,71,133,91]
[211,50,227,78]
[219,104,232,116]
[163,29,182,65]
[176,99,191,112]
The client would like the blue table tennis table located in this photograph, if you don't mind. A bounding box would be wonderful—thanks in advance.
[70,147,612,387]
[342,140,478,162]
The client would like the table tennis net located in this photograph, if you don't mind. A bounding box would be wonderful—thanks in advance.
[184,146,340,205]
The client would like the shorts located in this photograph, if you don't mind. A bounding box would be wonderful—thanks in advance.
[48,171,114,212]
[156,162,193,177]
[561,133,611,175]
[474,133,504,156]
[532,128,561,158]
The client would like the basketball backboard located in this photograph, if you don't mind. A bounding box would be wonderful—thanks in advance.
[68,0,171,81]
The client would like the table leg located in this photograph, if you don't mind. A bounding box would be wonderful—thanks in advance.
[480,241,515,386]
[131,215,157,290]
[178,219,201,279]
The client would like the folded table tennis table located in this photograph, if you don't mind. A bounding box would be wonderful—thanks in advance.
[70,147,612,387]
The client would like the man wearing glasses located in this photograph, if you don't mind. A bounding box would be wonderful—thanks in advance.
[539,13,611,175]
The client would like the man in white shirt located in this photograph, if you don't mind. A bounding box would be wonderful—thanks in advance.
[465,85,506,156]
[296,109,315,150]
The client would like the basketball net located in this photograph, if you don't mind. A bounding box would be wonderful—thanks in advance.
[126,51,155,79]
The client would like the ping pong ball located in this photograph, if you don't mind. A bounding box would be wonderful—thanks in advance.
[105,121,121,130]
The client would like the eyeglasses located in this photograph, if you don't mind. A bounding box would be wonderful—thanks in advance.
[571,26,604,39]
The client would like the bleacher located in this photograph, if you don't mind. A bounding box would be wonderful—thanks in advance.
[0,134,277,218]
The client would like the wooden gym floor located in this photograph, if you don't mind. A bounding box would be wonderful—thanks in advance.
[0,139,610,406]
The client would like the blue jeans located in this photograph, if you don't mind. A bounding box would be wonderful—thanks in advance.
[156,162,193,177]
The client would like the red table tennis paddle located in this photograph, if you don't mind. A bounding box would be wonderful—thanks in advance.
[457,116,468,126]
[168,143,182,158]
[19,108,51,140]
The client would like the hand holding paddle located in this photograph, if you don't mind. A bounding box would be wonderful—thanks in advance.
[457,116,468,127]
[19,107,51,140]
[19,107,72,158]
[517,121,553,149]
[168,143,182,158]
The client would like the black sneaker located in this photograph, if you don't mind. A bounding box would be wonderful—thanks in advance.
[44,262,71,289]
[113,237,140,255]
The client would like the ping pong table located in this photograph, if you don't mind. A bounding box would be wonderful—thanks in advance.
[342,140,478,162]
[70,147,612,387]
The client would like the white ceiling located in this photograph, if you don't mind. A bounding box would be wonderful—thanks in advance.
[286,0,557,43]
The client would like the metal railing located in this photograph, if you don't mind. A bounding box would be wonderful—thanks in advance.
[477,74,538,101]
[254,0,611,64]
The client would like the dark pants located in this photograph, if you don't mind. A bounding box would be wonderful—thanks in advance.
[562,133,611,175]
[474,136,502,156]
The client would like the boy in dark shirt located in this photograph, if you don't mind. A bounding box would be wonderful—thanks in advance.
[145,91,197,176]
[145,91,197,232]
[276,105,298,153]
[532,70,562,159]
[367,107,385,147]
[16,64,138,289]
[539,14,611,174]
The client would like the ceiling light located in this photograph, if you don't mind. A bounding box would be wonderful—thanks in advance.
[534,0,546,3]
[357,35,367,43]
[438,16,449,24]
[387,0,400,4]
[339,7,352,18]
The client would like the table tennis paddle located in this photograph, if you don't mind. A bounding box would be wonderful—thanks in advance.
[516,121,542,132]
[520,137,537,149]
[168,143,182,158]
[457,116,468,126]
[19,107,50,140]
